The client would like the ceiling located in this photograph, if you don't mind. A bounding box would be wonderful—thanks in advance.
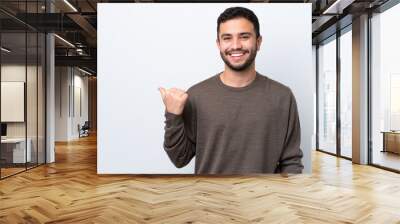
[0,0,393,75]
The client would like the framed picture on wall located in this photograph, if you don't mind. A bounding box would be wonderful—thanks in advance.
[1,81,25,122]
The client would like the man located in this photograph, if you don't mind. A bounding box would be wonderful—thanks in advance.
[159,6,303,174]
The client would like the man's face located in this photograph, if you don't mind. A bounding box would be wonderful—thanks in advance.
[217,17,262,72]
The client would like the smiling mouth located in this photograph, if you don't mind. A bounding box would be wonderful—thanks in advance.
[227,51,247,60]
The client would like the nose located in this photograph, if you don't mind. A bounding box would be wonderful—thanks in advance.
[232,37,242,50]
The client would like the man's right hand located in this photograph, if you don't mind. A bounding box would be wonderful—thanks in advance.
[158,87,189,115]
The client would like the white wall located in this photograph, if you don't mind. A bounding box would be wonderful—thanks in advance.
[55,67,69,141]
[72,72,89,138]
[98,3,313,174]
[55,67,89,141]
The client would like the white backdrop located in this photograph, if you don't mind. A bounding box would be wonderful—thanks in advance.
[98,3,313,174]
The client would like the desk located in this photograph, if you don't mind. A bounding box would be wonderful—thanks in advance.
[1,138,32,163]
[381,131,400,154]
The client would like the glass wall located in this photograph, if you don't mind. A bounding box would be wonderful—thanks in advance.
[318,36,337,155]
[0,31,28,177]
[339,28,352,158]
[27,31,38,169]
[38,31,45,165]
[371,3,400,171]
[317,25,353,159]
[0,1,46,179]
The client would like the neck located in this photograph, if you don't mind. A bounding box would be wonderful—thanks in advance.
[220,64,257,88]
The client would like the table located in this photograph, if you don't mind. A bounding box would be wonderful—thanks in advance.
[1,138,32,163]
[381,131,400,154]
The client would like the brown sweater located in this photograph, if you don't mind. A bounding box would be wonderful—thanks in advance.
[163,72,303,174]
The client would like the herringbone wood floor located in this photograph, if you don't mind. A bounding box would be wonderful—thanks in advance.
[1,134,400,223]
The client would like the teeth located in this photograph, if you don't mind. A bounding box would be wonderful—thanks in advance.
[231,53,244,57]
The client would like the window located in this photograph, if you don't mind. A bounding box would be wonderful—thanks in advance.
[340,28,352,158]
[371,2,400,171]
[318,36,337,155]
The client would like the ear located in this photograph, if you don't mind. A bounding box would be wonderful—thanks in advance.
[256,35,262,51]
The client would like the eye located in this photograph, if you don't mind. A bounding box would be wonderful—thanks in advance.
[223,37,231,41]
[241,35,250,39]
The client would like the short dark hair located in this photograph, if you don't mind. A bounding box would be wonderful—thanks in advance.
[217,7,260,38]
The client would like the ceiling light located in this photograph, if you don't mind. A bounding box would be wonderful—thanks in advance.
[323,0,355,15]
[63,0,78,12]
[1,47,11,53]
[78,67,93,76]
[54,34,75,48]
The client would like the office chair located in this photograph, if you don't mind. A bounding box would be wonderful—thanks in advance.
[79,121,90,138]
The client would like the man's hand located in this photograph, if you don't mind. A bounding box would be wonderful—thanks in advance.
[158,87,189,115]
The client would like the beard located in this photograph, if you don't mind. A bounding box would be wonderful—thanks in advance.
[219,46,257,72]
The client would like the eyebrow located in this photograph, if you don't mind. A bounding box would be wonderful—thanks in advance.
[220,32,253,38]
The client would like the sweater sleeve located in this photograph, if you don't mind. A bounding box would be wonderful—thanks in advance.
[163,94,196,168]
[278,91,304,173]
